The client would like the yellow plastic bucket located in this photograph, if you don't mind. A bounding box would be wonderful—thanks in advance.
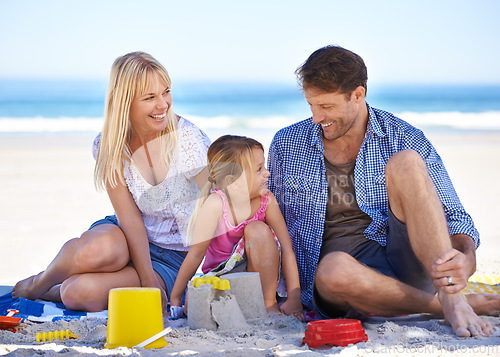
[105,287,167,349]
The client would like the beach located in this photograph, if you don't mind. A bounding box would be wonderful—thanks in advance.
[2,0,500,352]
[1,128,500,355]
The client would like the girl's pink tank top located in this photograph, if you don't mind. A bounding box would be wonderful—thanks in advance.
[201,189,269,273]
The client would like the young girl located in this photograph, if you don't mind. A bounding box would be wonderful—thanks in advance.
[169,135,304,320]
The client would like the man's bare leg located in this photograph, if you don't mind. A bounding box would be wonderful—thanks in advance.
[315,252,441,316]
[315,150,494,337]
[385,150,491,337]
[315,252,500,317]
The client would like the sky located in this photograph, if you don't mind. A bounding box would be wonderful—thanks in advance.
[0,0,499,85]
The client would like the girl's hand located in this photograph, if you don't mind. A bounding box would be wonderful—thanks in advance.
[169,296,185,319]
[279,298,305,322]
[169,296,183,310]
[169,305,186,319]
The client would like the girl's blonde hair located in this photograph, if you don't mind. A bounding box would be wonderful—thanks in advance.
[94,51,178,190]
[186,135,264,244]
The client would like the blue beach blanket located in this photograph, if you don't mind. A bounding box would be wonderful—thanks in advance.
[0,292,107,322]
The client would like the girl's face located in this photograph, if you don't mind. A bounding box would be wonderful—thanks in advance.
[129,73,172,140]
[248,147,270,198]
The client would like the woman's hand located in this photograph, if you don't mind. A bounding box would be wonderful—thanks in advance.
[279,297,305,322]
[159,287,169,314]
[139,275,169,313]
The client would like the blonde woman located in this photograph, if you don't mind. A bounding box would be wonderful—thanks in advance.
[13,52,210,312]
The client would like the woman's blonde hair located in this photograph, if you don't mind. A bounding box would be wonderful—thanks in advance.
[186,135,264,244]
[94,51,178,190]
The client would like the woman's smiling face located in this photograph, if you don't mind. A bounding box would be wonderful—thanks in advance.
[129,73,172,139]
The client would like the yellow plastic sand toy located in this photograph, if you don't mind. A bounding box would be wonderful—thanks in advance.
[36,329,77,343]
[192,276,230,290]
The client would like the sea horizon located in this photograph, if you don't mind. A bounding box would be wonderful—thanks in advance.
[1,79,500,134]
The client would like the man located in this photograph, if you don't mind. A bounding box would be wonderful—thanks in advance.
[268,45,499,337]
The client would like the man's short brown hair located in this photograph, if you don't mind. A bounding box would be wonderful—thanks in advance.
[295,45,368,96]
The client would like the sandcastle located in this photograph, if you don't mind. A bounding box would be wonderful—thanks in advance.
[187,272,267,330]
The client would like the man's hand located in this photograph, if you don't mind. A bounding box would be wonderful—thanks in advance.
[430,248,473,294]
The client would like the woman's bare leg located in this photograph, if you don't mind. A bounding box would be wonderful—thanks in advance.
[13,224,130,300]
[59,264,139,311]
[40,284,62,302]
[60,266,167,311]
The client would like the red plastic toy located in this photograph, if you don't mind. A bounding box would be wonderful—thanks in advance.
[303,319,368,348]
[0,309,22,333]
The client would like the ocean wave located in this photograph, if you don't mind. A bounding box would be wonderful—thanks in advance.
[188,115,297,130]
[0,117,104,133]
[1,111,500,133]
[396,111,500,130]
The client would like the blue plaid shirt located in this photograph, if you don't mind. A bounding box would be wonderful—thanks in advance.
[268,103,479,310]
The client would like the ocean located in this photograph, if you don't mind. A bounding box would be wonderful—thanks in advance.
[1,80,500,135]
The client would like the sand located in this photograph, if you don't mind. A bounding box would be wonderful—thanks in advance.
[1,129,500,356]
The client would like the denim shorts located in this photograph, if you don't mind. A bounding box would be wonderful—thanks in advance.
[313,209,435,319]
[88,215,119,230]
[88,215,186,300]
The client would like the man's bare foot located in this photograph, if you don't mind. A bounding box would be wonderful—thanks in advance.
[12,272,49,301]
[439,290,492,337]
[466,293,500,316]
